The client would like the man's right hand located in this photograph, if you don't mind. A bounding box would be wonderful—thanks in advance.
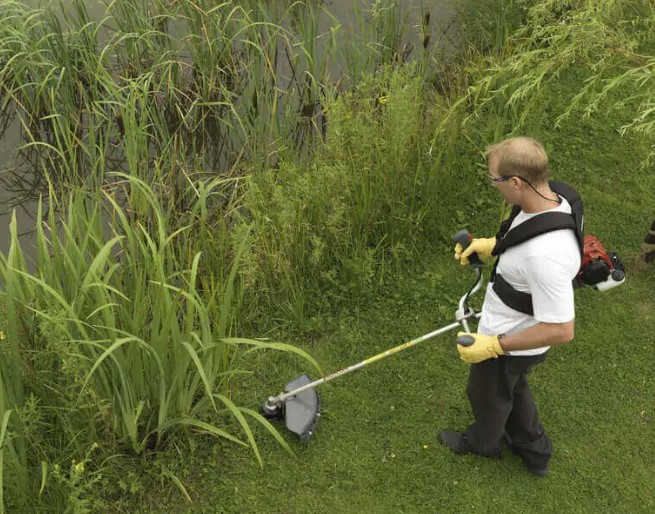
[454,237,497,266]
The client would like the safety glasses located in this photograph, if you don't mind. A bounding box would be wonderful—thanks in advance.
[488,173,529,184]
[488,173,513,183]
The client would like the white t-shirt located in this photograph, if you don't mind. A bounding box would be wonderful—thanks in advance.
[478,197,581,356]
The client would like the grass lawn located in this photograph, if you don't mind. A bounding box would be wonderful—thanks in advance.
[138,257,655,514]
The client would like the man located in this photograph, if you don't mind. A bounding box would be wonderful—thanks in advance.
[440,137,580,477]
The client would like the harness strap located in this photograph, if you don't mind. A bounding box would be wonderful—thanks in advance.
[494,212,576,255]
[492,273,534,316]
[490,187,579,314]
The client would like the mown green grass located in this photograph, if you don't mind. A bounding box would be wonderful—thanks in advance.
[136,257,655,514]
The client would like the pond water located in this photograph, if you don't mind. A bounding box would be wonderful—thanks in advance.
[0,119,42,262]
[0,0,459,260]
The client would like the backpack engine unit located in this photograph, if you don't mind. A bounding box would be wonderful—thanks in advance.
[577,235,625,291]
[490,181,625,316]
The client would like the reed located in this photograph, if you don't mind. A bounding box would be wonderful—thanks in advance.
[0,0,421,187]
[0,174,320,509]
[0,0,452,508]
[0,214,31,512]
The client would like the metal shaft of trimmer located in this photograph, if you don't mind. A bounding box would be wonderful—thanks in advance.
[265,321,463,408]
[265,269,483,409]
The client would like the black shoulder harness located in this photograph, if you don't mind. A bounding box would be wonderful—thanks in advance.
[490,181,583,316]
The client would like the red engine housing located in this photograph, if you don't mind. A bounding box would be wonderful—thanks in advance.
[578,235,614,286]
[581,235,613,269]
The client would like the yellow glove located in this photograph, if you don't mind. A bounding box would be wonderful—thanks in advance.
[457,332,506,363]
[453,237,497,266]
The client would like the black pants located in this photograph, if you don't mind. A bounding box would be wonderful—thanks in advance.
[464,353,552,469]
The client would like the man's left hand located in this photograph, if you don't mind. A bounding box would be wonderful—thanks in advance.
[457,332,506,363]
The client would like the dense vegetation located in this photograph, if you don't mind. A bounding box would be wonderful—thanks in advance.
[0,0,653,512]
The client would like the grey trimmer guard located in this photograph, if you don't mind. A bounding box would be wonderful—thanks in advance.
[283,374,320,441]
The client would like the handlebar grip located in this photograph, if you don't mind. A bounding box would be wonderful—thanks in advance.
[452,230,483,268]
[457,335,475,347]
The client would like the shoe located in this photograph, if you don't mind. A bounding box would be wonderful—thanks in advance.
[439,431,471,455]
[438,431,502,459]
[525,464,549,477]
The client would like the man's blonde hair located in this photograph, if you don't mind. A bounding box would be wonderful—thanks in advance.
[485,137,549,185]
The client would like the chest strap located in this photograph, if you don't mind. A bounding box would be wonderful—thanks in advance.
[490,207,577,317]
[492,273,534,316]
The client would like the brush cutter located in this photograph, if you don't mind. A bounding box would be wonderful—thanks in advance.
[260,230,483,441]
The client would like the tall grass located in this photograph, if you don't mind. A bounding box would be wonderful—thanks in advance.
[0,215,30,512]
[0,174,321,510]
[446,0,655,151]
[238,62,454,327]
[0,0,435,316]
[0,0,462,509]
[0,0,419,185]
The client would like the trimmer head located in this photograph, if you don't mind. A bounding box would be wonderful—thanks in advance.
[283,374,320,441]
[260,373,320,441]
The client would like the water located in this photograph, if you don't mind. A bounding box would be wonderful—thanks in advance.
[0,0,459,260]
[0,118,42,263]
